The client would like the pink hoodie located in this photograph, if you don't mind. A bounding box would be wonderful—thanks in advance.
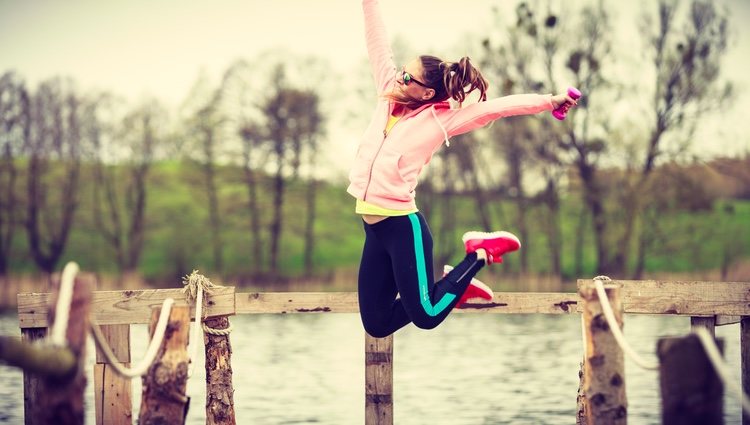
[347,0,555,211]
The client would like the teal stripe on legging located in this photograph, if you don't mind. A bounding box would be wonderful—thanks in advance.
[407,213,456,316]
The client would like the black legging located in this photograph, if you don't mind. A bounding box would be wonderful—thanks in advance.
[357,212,485,337]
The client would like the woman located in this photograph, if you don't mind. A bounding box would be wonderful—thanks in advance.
[348,0,578,338]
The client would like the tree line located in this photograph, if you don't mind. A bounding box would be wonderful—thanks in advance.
[1,0,747,283]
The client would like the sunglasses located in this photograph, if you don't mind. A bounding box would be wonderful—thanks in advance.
[400,69,429,88]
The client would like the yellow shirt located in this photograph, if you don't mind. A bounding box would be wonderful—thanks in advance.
[356,199,418,216]
[384,114,400,134]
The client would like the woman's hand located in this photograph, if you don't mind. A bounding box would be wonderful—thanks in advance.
[551,92,578,110]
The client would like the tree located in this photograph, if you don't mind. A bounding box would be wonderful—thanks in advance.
[629,0,731,277]
[180,74,225,275]
[262,65,325,275]
[91,97,164,277]
[480,2,578,276]
[24,78,89,274]
[220,60,267,274]
[0,72,29,276]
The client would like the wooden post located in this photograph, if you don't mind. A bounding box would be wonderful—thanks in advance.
[365,333,393,425]
[691,316,716,338]
[657,333,724,425]
[27,273,94,425]
[576,361,588,425]
[578,281,627,424]
[204,316,236,425]
[742,317,750,425]
[21,327,46,425]
[139,305,190,425]
[94,324,132,425]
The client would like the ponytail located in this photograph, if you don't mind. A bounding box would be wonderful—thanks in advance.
[422,55,489,105]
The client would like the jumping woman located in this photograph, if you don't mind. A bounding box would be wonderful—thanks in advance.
[348,0,578,338]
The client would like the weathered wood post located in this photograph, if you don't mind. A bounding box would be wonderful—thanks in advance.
[20,326,46,425]
[578,279,627,424]
[576,360,588,425]
[94,324,132,425]
[365,333,393,425]
[657,333,724,425]
[139,305,190,425]
[691,316,716,338]
[742,317,750,425]
[27,272,94,425]
[204,316,236,425]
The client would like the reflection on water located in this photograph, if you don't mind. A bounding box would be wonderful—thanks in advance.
[0,313,743,424]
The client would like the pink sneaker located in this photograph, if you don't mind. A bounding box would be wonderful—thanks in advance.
[462,231,521,264]
[443,265,494,308]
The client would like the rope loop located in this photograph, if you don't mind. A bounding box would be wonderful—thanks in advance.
[48,262,80,347]
[90,298,175,378]
[591,276,660,370]
[203,322,234,336]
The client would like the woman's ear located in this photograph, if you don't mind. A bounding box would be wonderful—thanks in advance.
[422,88,435,101]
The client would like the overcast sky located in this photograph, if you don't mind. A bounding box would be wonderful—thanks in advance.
[1,0,748,172]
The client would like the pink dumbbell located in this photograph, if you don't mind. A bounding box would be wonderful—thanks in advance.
[551,87,581,120]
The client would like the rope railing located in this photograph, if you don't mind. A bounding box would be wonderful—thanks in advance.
[43,265,232,380]
[47,262,177,379]
[591,275,750,416]
[89,298,175,378]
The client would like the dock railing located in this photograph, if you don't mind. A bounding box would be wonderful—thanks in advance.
[13,275,750,424]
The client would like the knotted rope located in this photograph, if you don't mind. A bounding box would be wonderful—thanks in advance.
[182,270,233,378]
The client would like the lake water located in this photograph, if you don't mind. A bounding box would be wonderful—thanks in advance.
[0,312,744,424]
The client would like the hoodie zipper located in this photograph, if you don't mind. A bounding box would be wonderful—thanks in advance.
[362,106,393,202]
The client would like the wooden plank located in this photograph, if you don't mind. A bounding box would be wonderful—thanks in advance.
[18,287,235,328]
[94,325,131,425]
[95,324,130,363]
[456,292,582,314]
[580,279,750,316]
[235,292,582,315]
[236,292,360,314]
[94,364,132,425]
[18,278,750,327]
[716,315,741,326]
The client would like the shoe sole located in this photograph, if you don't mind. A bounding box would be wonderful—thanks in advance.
[461,231,521,248]
[443,265,493,299]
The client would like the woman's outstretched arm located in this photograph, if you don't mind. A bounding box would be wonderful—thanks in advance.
[440,92,578,137]
[362,0,397,94]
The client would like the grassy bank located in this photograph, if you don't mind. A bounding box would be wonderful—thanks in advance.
[4,161,750,287]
